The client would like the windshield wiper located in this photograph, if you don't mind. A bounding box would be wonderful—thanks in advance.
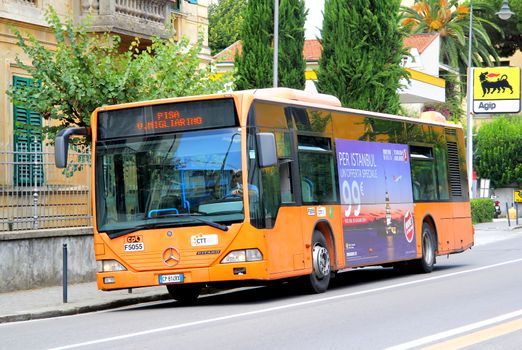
[105,221,175,239]
[154,212,229,231]
[106,213,229,238]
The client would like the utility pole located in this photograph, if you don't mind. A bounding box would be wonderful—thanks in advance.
[273,0,279,87]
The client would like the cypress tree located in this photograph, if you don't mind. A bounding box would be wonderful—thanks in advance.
[317,0,407,114]
[235,0,274,90]
[278,0,307,90]
[208,0,246,55]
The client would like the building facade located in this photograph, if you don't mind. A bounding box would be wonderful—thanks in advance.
[213,34,446,110]
[0,0,210,231]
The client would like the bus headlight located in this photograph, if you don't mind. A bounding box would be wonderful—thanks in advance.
[221,249,263,264]
[97,260,127,272]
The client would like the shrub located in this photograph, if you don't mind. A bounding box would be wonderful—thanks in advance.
[471,198,494,224]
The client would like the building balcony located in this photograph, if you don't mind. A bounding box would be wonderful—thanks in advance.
[74,0,177,40]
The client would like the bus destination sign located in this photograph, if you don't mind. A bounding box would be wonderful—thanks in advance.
[135,110,204,132]
[98,98,237,140]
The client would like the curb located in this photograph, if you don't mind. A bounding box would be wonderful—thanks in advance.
[0,292,171,324]
[474,223,522,231]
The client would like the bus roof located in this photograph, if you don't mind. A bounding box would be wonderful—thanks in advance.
[94,88,461,130]
[248,88,461,129]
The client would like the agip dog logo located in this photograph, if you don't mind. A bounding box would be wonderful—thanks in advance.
[473,67,521,114]
[478,72,513,97]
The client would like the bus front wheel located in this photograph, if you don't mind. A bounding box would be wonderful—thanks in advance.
[167,283,202,304]
[302,230,331,293]
[414,223,436,273]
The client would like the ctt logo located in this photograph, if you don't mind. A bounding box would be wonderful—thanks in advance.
[477,102,497,111]
[191,234,218,247]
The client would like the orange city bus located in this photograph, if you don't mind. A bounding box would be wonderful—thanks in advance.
[55,88,473,303]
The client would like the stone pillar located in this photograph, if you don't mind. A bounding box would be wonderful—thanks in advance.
[99,0,115,15]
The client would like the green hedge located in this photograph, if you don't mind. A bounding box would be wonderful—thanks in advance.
[471,198,494,224]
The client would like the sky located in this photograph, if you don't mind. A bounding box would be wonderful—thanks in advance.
[304,0,324,39]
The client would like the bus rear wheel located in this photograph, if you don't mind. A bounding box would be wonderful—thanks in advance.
[302,230,331,293]
[166,284,202,304]
[414,223,436,273]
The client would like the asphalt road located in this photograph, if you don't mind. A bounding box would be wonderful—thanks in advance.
[1,232,521,350]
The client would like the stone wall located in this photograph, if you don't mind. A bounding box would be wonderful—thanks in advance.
[492,187,511,218]
[0,227,95,293]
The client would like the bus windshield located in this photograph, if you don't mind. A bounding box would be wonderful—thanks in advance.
[95,127,243,237]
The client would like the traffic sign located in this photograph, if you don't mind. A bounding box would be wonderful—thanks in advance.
[472,67,521,114]
[514,190,522,203]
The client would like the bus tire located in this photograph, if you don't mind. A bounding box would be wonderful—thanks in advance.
[414,223,436,273]
[166,283,202,304]
[302,230,331,293]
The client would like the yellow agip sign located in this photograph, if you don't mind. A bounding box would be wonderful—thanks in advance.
[472,67,521,114]
[514,190,522,203]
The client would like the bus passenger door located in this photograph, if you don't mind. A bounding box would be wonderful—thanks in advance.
[265,159,305,275]
[249,129,304,275]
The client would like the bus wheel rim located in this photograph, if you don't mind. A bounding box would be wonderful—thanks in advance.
[312,244,330,279]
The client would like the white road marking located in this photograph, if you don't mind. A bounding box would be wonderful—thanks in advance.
[385,309,522,350]
[50,258,522,350]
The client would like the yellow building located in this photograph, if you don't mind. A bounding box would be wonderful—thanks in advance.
[0,0,210,231]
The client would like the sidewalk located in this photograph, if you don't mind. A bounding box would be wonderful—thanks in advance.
[473,218,522,246]
[0,283,170,323]
[1,219,520,324]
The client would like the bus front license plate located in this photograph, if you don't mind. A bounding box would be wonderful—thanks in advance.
[159,274,184,284]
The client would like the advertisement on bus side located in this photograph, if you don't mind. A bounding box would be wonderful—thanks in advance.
[335,139,417,266]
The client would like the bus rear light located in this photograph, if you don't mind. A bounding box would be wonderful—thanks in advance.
[221,249,262,264]
[97,260,127,272]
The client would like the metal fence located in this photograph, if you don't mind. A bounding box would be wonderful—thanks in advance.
[1,140,92,231]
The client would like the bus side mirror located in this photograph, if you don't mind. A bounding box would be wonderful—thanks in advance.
[55,127,90,168]
[256,132,277,168]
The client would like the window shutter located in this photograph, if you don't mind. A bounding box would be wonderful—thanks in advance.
[13,76,44,186]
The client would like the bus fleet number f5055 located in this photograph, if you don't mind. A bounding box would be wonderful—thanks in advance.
[124,243,144,252]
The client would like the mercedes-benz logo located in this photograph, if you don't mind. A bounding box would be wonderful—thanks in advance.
[162,247,180,267]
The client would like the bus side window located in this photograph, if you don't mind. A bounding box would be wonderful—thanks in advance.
[297,135,336,204]
[279,160,294,203]
[275,131,295,204]
[410,145,438,201]
[434,146,450,200]
[412,181,421,201]
[301,177,314,202]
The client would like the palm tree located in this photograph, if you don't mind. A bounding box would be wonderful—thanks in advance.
[401,0,501,75]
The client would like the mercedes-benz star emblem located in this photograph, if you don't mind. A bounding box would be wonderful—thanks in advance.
[162,247,180,267]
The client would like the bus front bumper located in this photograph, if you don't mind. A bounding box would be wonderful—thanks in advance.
[96,260,269,291]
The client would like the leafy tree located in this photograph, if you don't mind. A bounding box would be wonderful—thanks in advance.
[317,0,408,114]
[278,0,307,89]
[208,0,246,55]
[400,0,501,75]
[475,116,522,187]
[7,7,232,143]
[235,0,274,90]
[482,0,522,58]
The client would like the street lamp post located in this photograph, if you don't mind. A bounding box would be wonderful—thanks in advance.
[273,0,279,88]
[497,0,515,20]
[466,1,474,198]
[466,0,514,198]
